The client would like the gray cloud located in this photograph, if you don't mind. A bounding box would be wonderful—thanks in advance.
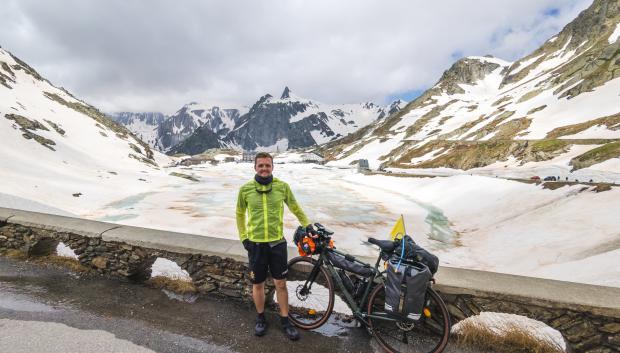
[0,0,592,113]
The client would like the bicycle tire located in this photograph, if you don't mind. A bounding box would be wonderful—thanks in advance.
[367,284,451,353]
[286,256,335,330]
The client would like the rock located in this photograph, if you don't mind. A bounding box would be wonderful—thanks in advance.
[219,288,242,298]
[91,256,108,269]
[208,274,238,284]
[198,282,217,293]
[600,323,620,334]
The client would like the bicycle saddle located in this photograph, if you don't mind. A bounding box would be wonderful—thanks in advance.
[368,237,396,252]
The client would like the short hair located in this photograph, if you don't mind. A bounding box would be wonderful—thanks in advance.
[254,152,273,166]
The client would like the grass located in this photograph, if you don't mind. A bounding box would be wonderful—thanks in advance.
[1,250,88,272]
[530,140,569,153]
[454,319,564,353]
[570,141,620,170]
[3,249,28,260]
[148,276,197,294]
[33,255,89,273]
[545,113,620,139]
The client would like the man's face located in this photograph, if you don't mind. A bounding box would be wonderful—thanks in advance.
[254,157,273,178]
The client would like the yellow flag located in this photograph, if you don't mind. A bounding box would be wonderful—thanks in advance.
[389,214,406,240]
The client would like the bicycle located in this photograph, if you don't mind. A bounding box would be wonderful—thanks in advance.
[286,223,451,353]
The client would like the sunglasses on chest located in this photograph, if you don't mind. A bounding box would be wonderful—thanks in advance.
[255,183,272,194]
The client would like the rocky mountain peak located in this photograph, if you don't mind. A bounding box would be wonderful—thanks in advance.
[435,56,506,95]
[281,86,291,99]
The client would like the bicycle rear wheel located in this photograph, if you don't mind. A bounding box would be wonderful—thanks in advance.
[286,256,335,330]
[367,284,450,353]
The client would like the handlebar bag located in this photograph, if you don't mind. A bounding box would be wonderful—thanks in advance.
[326,251,374,277]
[384,260,431,320]
[393,235,439,274]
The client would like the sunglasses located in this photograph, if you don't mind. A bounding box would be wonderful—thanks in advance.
[255,183,272,194]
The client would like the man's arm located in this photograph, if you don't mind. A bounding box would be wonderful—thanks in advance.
[284,183,310,227]
[235,189,248,242]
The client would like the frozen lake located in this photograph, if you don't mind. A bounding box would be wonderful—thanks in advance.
[85,163,454,258]
[79,162,620,287]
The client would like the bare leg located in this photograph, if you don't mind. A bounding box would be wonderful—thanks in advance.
[253,282,265,313]
[273,279,289,317]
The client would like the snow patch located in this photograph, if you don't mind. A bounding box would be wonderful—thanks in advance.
[609,23,620,44]
[56,242,78,260]
[150,258,192,281]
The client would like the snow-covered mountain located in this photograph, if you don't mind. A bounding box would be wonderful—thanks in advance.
[169,87,403,154]
[0,47,170,214]
[108,112,166,148]
[155,102,247,153]
[221,86,399,152]
[322,0,620,172]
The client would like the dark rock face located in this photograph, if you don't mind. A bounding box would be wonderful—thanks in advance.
[156,104,243,152]
[223,96,321,150]
[168,124,223,155]
[109,112,166,126]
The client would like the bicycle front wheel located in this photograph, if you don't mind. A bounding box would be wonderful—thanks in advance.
[286,256,335,330]
[367,284,451,353]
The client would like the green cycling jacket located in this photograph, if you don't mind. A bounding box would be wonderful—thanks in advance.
[236,177,310,243]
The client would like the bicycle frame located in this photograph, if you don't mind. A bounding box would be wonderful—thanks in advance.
[308,246,402,326]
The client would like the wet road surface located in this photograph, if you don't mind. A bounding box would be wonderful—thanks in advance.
[0,256,486,353]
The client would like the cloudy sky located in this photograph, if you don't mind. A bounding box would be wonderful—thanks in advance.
[0,0,592,114]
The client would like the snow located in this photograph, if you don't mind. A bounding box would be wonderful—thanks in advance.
[558,124,620,139]
[509,54,544,76]
[150,257,192,281]
[56,242,78,259]
[609,23,620,44]
[521,77,620,138]
[453,312,566,351]
[8,159,607,287]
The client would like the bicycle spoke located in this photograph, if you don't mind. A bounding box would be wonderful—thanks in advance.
[368,284,450,353]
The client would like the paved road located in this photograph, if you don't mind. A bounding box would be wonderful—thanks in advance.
[0,256,487,353]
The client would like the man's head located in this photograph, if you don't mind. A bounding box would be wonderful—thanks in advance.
[254,152,273,178]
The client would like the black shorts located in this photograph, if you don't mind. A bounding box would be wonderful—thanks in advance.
[247,241,288,284]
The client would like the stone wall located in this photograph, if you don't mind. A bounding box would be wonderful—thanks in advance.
[434,267,620,353]
[0,207,618,352]
[439,292,619,353]
[0,214,258,300]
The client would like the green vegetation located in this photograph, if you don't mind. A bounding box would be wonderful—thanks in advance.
[545,113,620,138]
[405,100,458,138]
[5,113,48,131]
[9,52,44,81]
[5,113,56,150]
[530,139,569,153]
[491,96,512,106]
[517,89,542,103]
[129,143,143,154]
[169,172,200,182]
[570,141,620,170]
[43,119,65,135]
[527,105,547,115]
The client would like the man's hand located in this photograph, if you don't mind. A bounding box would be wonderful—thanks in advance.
[306,224,318,237]
[242,239,251,251]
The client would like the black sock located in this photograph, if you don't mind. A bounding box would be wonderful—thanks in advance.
[257,312,265,321]
[280,316,290,326]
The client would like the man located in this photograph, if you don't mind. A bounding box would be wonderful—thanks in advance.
[236,152,314,341]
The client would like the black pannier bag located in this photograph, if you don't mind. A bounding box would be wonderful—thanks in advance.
[393,235,439,274]
[384,259,431,320]
[326,251,374,277]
